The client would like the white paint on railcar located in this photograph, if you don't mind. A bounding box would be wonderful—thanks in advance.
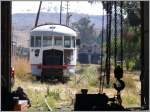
[31,24,77,37]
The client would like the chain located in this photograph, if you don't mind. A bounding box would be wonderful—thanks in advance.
[99,8,105,93]
[105,2,112,86]
[120,1,123,68]
[114,1,117,68]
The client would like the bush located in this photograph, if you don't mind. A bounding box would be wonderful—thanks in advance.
[125,56,140,71]
[133,59,140,70]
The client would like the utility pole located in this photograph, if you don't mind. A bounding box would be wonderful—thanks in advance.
[66,0,72,26]
[35,1,42,27]
[60,0,62,24]
[66,0,69,26]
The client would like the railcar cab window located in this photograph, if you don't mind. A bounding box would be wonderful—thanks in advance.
[64,36,71,48]
[31,36,34,47]
[54,36,62,46]
[35,36,41,47]
[43,36,52,47]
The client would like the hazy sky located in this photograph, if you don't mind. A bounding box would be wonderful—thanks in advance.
[12,1,106,15]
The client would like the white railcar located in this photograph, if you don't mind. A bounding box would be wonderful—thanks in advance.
[30,24,78,81]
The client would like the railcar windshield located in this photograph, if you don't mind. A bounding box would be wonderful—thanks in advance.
[43,36,52,47]
[35,36,41,47]
[54,36,62,46]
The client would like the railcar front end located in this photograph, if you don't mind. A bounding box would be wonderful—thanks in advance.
[30,24,78,81]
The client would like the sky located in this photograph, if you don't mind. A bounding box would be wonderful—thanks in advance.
[12,1,106,15]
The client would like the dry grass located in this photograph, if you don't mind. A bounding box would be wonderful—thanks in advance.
[12,56,31,80]
[12,57,141,111]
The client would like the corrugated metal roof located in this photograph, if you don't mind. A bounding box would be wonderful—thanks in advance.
[31,24,77,37]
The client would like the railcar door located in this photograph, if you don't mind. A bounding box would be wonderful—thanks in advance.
[42,49,63,80]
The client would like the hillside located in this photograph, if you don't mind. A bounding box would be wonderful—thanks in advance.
[12,12,107,47]
[12,12,106,31]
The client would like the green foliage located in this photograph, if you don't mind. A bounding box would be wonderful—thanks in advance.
[123,1,141,27]
[123,31,140,70]
[102,1,141,71]
[124,57,140,71]
[102,1,141,27]
[122,2,141,70]
[72,17,98,44]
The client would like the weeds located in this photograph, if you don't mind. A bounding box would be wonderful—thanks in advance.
[12,57,140,111]
[123,75,136,89]
[122,92,140,107]
[46,86,60,101]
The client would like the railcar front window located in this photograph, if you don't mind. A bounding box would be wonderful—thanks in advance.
[64,36,71,48]
[31,36,34,47]
[35,36,41,47]
[54,36,62,46]
[43,36,52,47]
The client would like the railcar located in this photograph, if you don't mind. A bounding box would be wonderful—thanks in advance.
[30,24,78,81]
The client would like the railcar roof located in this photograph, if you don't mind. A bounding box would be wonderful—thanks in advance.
[31,24,77,37]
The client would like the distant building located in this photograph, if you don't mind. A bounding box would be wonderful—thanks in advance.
[78,42,100,64]
[91,42,100,54]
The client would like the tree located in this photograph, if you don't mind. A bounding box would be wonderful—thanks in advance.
[71,17,97,44]
[123,2,141,70]
[102,1,141,70]
[123,1,141,27]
